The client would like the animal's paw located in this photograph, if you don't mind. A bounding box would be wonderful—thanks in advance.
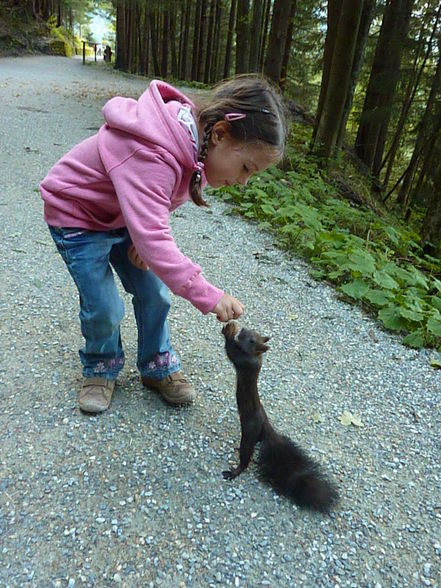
[222,465,242,480]
[222,321,239,340]
[222,469,234,480]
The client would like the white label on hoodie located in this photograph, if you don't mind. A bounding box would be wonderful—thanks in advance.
[177,105,199,154]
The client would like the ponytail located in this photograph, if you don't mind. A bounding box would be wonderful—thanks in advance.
[189,122,214,207]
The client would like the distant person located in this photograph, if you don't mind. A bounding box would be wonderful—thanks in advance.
[40,76,287,413]
[104,45,112,63]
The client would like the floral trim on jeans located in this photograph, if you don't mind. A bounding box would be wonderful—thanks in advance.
[147,352,179,372]
[93,357,125,374]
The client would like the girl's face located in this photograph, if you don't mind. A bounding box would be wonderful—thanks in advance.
[203,122,279,188]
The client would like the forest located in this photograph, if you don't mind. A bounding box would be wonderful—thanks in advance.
[4,0,441,351]
[19,0,441,243]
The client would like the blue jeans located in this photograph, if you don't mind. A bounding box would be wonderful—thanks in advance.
[49,226,181,380]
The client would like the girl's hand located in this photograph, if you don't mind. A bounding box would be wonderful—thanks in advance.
[212,293,245,322]
[128,244,149,271]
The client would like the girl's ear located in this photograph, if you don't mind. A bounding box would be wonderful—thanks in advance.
[211,121,231,145]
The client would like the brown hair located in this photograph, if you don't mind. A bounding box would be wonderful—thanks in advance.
[189,75,287,206]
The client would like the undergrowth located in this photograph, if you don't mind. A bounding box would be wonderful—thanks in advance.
[47,15,80,57]
[213,124,441,353]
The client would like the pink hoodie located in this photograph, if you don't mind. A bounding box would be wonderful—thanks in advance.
[40,80,224,314]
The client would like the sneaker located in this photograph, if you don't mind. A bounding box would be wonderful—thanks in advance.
[79,377,116,413]
[141,371,196,405]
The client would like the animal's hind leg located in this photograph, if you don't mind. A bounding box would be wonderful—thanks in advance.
[223,420,262,480]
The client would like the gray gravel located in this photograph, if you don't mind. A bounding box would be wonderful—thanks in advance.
[1,55,440,588]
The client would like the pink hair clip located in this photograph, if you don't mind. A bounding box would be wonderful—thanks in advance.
[193,161,205,173]
[224,112,246,122]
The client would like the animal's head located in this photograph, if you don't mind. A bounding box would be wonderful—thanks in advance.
[222,322,270,369]
[237,328,270,356]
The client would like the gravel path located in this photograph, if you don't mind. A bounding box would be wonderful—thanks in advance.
[0,55,440,588]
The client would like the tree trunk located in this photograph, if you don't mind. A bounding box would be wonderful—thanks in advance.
[196,0,208,80]
[204,0,216,83]
[313,0,364,158]
[264,0,295,85]
[142,9,150,77]
[381,5,440,191]
[408,101,441,213]
[161,9,169,77]
[211,0,222,82]
[170,5,178,79]
[413,118,441,205]
[149,8,161,77]
[354,0,415,176]
[137,4,144,76]
[128,3,138,74]
[421,147,441,248]
[115,2,128,71]
[280,0,298,91]
[259,0,271,72]
[180,0,192,79]
[336,0,376,149]
[123,4,130,69]
[235,0,250,74]
[312,0,342,145]
[248,0,264,72]
[224,0,237,78]
[397,37,441,208]
[191,0,202,80]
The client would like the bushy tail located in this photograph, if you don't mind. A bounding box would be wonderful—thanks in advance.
[258,427,339,513]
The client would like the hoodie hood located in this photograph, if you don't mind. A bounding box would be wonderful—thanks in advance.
[99,80,198,172]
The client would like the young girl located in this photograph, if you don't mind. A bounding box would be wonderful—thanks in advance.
[40,75,287,413]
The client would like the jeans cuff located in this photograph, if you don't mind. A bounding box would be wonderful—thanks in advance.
[82,356,125,379]
[140,352,181,379]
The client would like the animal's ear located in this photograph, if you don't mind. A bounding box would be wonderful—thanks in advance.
[262,336,270,343]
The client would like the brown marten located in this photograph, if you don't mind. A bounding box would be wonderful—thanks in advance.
[221,322,339,513]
